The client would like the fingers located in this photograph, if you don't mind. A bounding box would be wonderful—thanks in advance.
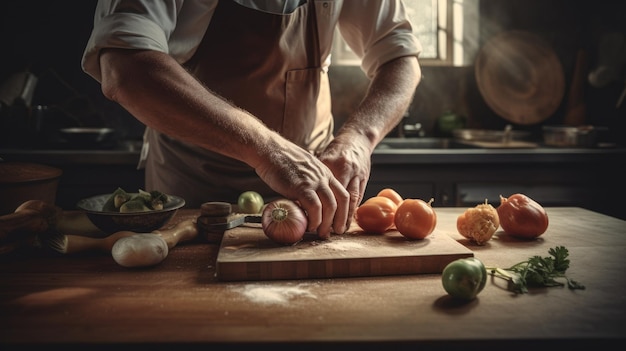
[312,156,365,237]
[330,177,350,235]
[295,176,350,239]
[255,140,357,239]
[314,185,336,240]
[345,176,363,229]
[297,189,323,235]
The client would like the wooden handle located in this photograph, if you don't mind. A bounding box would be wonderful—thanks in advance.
[63,231,137,254]
[153,219,199,249]
[61,219,198,254]
[197,202,235,243]
[200,202,232,217]
[56,212,104,236]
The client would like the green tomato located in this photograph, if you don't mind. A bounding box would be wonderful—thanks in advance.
[441,257,487,300]
[237,191,265,214]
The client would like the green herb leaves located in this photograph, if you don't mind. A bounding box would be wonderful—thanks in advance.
[488,246,586,294]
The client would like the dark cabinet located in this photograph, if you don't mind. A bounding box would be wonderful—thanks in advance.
[54,164,144,209]
[3,145,625,220]
[366,147,626,220]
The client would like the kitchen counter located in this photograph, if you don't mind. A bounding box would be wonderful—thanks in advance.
[1,207,624,350]
[0,146,142,166]
[372,143,626,164]
[3,139,626,166]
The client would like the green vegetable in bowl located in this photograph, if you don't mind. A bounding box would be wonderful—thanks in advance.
[119,197,151,213]
[148,190,169,210]
[102,187,131,212]
[134,189,169,211]
[102,188,170,213]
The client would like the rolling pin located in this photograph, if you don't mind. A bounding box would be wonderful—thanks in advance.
[38,218,199,268]
[45,218,199,255]
[111,219,199,267]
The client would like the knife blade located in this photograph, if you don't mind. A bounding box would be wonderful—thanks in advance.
[197,213,262,231]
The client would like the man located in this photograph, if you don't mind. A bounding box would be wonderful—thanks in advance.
[82,0,421,239]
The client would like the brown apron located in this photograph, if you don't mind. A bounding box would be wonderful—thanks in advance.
[144,0,334,207]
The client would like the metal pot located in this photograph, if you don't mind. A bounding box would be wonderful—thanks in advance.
[453,128,532,143]
[58,127,115,148]
[542,125,604,147]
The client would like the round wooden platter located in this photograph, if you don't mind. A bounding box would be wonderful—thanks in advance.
[475,30,565,125]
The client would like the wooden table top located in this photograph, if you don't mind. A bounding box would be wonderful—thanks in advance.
[1,207,625,350]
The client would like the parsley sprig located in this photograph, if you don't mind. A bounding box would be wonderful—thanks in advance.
[487,246,586,294]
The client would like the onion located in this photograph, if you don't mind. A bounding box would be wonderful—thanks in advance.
[261,199,308,245]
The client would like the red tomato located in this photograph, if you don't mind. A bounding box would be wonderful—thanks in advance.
[355,196,397,234]
[497,193,548,239]
[377,188,403,206]
[394,198,437,239]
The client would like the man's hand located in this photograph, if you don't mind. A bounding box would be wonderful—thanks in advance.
[253,136,350,239]
[316,133,372,232]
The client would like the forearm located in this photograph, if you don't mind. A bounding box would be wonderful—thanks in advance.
[335,55,421,151]
[98,48,277,169]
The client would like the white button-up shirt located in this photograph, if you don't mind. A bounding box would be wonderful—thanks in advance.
[82,0,422,81]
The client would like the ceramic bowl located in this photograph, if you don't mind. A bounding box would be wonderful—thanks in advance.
[76,193,185,234]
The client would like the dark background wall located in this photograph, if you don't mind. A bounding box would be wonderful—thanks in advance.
[0,0,144,144]
[1,0,625,146]
[331,0,626,142]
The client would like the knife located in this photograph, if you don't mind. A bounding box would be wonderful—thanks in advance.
[197,201,263,232]
[198,213,262,231]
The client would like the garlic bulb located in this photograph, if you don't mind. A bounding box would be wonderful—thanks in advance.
[111,234,169,267]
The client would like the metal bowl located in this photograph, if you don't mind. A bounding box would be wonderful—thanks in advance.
[59,127,115,147]
[76,193,185,234]
[453,129,532,142]
[542,125,602,147]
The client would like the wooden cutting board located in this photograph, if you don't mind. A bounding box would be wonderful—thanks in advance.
[215,223,473,281]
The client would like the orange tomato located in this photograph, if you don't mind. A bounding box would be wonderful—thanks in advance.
[394,198,437,239]
[355,196,397,234]
[376,188,403,206]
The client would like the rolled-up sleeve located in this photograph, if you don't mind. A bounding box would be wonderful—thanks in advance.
[337,0,422,78]
[81,0,212,82]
